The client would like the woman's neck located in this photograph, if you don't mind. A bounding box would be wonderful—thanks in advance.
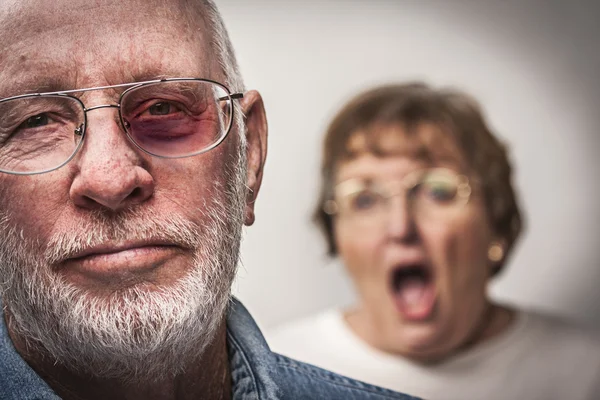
[344,301,515,365]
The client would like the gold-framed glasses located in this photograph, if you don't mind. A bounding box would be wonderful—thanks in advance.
[0,78,243,175]
[324,168,472,226]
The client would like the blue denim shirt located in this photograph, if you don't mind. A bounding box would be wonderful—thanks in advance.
[0,298,420,399]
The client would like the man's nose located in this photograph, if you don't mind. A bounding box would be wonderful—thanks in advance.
[385,195,418,243]
[69,108,155,211]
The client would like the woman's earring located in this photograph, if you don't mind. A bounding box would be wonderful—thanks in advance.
[488,242,504,263]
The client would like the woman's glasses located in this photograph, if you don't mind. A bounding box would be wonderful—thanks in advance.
[324,168,473,227]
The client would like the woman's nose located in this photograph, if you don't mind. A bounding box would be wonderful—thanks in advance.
[384,194,418,243]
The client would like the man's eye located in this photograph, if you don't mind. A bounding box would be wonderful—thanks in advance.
[149,102,171,115]
[147,102,180,116]
[19,114,50,129]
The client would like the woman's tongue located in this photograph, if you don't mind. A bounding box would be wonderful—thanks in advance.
[392,272,436,321]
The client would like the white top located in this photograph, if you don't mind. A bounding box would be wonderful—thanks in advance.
[266,309,600,400]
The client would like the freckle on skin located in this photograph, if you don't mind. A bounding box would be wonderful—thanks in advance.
[19,55,27,63]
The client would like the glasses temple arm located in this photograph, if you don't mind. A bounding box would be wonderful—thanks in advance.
[218,93,244,101]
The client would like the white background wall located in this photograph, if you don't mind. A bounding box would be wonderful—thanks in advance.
[217,1,600,330]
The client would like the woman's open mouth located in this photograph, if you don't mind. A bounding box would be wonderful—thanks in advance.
[390,263,437,322]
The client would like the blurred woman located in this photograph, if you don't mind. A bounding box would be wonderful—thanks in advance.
[268,83,600,400]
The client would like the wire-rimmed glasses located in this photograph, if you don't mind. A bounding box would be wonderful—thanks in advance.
[324,168,473,227]
[0,78,243,175]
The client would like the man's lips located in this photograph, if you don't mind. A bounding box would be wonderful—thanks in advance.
[59,240,188,283]
[66,240,182,261]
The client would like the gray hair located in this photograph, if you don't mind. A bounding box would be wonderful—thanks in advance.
[201,1,247,146]
[202,1,245,93]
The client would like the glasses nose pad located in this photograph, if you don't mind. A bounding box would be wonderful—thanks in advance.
[74,124,84,136]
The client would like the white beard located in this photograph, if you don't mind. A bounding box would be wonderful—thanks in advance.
[0,152,247,383]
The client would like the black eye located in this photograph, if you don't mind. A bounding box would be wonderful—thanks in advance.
[148,102,172,116]
[20,114,49,129]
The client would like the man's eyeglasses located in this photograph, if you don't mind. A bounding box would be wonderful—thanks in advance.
[0,78,243,175]
[324,168,473,228]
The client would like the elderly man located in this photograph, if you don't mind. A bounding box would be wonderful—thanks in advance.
[0,1,419,399]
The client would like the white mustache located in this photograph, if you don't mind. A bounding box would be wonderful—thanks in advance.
[44,209,203,266]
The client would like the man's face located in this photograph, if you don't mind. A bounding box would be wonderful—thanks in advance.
[0,0,266,380]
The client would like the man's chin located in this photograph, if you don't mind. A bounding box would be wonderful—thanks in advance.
[59,279,184,306]
[5,264,233,382]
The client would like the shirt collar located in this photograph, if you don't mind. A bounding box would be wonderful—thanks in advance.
[0,304,61,399]
[227,297,281,399]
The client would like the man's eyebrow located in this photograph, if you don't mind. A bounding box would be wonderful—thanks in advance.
[129,72,172,83]
[123,62,213,85]
[0,78,77,98]
[1,68,205,99]
[123,66,195,84]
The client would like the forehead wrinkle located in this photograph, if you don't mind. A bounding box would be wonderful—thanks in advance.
[0,74,78,99]
[0,0,212,59]
[0,0,201,34]
[0,10,220,99]
[0,0,214,57]
[0,44,82,98]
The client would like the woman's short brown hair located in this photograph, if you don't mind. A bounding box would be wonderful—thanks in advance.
[314,82,523,276]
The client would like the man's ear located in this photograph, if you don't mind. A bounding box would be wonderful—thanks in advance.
[239,90,267,226]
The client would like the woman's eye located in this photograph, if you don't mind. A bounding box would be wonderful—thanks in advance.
[351,191,382,210]
[148,102,175,116]
[19,114,50,129]
[425,183,456,203]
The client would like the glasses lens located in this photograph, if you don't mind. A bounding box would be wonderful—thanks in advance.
[332,169,470,227]
[0,95,85,174]
[337,183,386,217]
[120,80,233,158]
[411,170,466,216]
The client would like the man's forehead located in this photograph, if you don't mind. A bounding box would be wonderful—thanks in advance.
[0,0,219,96]
[0,0,203,26]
